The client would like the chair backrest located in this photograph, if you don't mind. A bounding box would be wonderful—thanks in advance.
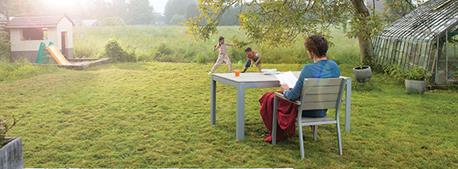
[299,78,345,111]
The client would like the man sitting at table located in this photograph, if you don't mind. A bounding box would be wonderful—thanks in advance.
[259,35,341,142]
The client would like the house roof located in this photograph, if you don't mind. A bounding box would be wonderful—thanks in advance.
[6,15,74,29]
[378,0,458,41]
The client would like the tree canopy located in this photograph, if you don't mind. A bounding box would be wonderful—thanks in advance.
[187,0,352,45]
[187,0,383,65]
[126,0,155,25]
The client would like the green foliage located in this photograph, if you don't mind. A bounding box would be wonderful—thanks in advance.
[403,66,431,81]
[154,43,175,62]
[169,15,186,25]
[0,114,17,145]
[383,0,414,23]
[126,0,155,25]
[104,40,136,62]
[0,31,10,62]
[99,17,127,26]
[74,26,360,64]
[375,64,432,82]
[188,0,352,46]
[219,6,241,26]
[347,14,384,40]
[165,0,198,24]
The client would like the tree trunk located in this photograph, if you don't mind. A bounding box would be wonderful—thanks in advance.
[351,0,374,65]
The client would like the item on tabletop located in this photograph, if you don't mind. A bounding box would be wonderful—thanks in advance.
[261,69,278,75]
[234,70,241,77]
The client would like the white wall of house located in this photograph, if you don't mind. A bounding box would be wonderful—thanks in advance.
[9,17,73,52]
[56,17,74,50]
[10,28,58,52]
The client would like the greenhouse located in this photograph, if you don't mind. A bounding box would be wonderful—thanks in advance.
[373,0,458,85]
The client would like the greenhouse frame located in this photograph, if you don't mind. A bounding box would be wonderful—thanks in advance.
[372,0,458,85]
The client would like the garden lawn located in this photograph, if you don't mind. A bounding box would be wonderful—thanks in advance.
[0,62,457,168]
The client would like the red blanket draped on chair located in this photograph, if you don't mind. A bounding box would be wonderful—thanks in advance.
[259,92,298,143]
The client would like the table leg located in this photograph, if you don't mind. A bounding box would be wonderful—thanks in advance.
[210,78,216,125]
[236,86,245,141]
[345,78,352,133]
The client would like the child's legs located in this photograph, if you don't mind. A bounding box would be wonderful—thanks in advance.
[256,63,262,71]
[255,58,262,71]
[242,60,251,73]
[210,56,224,73]
[223,56,232,72]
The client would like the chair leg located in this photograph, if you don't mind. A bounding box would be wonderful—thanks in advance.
[298,124,305,159]
[336,123,343,156]
[272,97,278,145]
[313,125,318,141]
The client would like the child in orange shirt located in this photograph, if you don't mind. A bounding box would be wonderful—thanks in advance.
[242,47,262,73]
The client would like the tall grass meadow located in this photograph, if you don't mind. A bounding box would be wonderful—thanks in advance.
[74,26,360,65]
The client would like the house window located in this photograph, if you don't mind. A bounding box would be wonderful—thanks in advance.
[22,28,44,40]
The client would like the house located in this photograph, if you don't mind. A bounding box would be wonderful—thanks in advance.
[372,0,458,85]
[6,15,74,62]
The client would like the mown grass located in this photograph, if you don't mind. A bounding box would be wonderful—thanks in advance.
[74,26,360,65]
[0,62,456,168]
[0,63,60,82]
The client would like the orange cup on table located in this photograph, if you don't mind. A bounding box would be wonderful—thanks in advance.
[234,70,241,77]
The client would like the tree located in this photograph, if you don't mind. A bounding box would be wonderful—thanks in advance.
[112,0,128,20]
[187,0,382,65]
[383,0,415,23]
[219,6,241,26]
[126,0,154,25]
[185,3,199,19]
[164,0,197,24]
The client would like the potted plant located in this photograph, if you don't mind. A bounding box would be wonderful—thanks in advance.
[0,115,23,169]
[353,65,372,83]
[403,66,431,94]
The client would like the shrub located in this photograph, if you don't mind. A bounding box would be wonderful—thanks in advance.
[403,66,431,81]
[0,31,11,62]
[193,53,210,64]
[74,46,98,58]
[104,40,136,62]
[154,43,174,62]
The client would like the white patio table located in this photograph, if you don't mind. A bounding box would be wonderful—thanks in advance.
[210,72,352,141]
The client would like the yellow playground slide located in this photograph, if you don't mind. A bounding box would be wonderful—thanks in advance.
[46,45,72,65]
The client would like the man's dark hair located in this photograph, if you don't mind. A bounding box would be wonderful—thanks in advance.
[219,36,224,41]
[245,47,252,52]
[304,35,328,57]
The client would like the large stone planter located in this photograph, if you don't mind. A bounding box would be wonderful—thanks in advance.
[0,138,23,169]
[353,66,372,83]
[405,80,426,94]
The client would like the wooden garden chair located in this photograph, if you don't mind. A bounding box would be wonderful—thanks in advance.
[272,78,345,159]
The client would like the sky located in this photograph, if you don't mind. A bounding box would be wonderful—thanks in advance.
[149,0,167,14]
[43,0,168,15]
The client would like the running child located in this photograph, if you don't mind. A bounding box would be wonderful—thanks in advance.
[209,36,233,74]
